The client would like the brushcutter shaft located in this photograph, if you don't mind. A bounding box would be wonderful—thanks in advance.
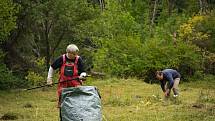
[24,75,91,91]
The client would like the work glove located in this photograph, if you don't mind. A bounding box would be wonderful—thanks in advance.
[80,72,87,79]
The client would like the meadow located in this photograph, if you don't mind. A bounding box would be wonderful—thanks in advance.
[0,78,215,121]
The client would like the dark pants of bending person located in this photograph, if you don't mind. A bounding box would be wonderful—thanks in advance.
[59,108,62,121]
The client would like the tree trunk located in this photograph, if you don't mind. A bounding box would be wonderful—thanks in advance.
[199,0,203,14]
[168,0,175,16]
[50,30,65,63]
[149,0,158,36]
[44,18,50,70]
[151,0,158,27]
[98,0,105,11]
[199,0,209,14]
[173,31,177,46]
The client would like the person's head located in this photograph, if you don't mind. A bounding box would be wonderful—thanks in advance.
[66,44,79,59]
[155,71,163,81]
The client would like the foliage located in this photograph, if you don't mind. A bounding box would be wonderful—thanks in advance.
[0,0,23,89]
[25,57,47,86]
[94,34,203,81]
[204,51,215,74]
[90,0,207,81]
[25,71,45,86]
[178,15,209,42]
[91,0,141,76]
[93,36,142,77]
[0,0,19,42]
[6,0,100,71]
[32,0,99,52]
[177,13,215,75]
[140,39,203,81]
[156,13,189,39]
[0,50,20,90]
[0,0,19,87]
[1,0,215,89]
[194,12,215,52]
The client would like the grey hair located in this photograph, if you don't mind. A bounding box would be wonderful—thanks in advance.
[66,44,79,53]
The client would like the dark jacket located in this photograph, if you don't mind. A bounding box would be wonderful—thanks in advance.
[160,69,181,92]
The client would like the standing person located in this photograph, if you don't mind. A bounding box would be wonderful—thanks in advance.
[155,69,181,97]
[46,44,86,119]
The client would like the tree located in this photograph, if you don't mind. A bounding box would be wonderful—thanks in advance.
[0,0,20,90]
[4,0,100,72]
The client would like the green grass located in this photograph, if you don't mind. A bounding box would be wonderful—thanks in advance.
[0,78,215,121]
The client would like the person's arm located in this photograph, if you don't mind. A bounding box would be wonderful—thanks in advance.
[47,66,54,85]
[161,72,173,97]
[46,56,63,85]
[160,81,166,92]
[161,80,170,97]
[77,57,85,74]
[78,57,87,78]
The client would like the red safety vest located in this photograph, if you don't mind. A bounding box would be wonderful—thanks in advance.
[57,54,81,103]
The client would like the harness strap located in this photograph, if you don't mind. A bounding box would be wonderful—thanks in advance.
[61,54,79,77]
[75,56,79,65]
[73,56,79,76]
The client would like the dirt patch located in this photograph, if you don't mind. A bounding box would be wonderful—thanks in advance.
[23,102,33,108]
[0,112,18,120]
[192,103,204,108]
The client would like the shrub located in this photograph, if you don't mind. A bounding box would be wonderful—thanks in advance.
[93,37,203,82]
[0,50,20,90]
[25,57,47,86]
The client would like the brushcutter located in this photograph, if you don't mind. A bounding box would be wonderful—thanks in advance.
[23,75,91,91]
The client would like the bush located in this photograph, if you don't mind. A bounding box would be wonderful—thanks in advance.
[0,64,21,90]
[25,57,47,86]
[93,37,203,82]
[0,50,20,90]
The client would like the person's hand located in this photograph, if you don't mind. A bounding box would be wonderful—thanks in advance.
[80,72,87,79]
[47,79,53,85]
[164,89,170,97]
[80,72,87,78]
[79,72,87,79]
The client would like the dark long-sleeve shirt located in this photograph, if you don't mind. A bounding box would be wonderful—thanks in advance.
[160,69,181,91]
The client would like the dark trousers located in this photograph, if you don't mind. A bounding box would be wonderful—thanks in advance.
[59,108,62,121]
